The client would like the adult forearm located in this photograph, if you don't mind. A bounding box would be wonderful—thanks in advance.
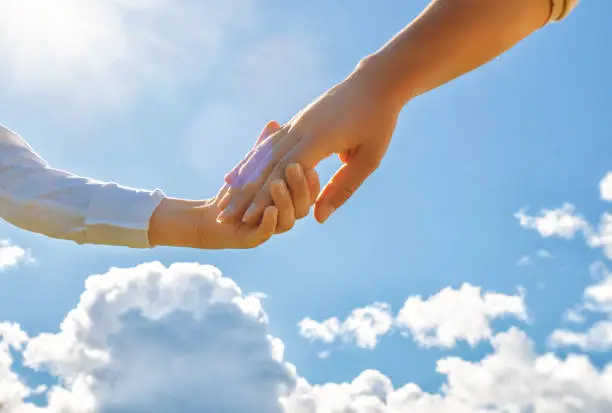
[359,0,558,107]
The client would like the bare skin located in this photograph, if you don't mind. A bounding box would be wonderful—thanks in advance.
[216,0,558,226]
[148,121,320,249]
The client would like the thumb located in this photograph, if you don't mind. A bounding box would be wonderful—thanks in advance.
[314,149,379,223]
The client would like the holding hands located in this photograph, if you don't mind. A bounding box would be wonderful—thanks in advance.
[217,59,403,227]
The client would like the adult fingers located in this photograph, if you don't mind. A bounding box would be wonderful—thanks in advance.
[236,136,324,224]
[217,128,293,224]
[224,120,281,185]
[314,148,380,223]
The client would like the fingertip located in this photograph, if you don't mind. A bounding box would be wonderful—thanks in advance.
[270,179,289,201]
[314,200,335,224]
[258,120,282,144]
[286,163,303,180]
[224,168,238,185]
[260,205,278,235]
[306,169,321,202]
[267,120,281,130]
[243,202,262,223]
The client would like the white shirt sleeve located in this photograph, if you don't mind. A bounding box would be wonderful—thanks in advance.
[0,124,165,248]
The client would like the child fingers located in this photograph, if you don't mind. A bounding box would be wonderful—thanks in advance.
[285,164,311,219]
[306,168,321,205]
[252,205,278,245]
[270,179,295,234]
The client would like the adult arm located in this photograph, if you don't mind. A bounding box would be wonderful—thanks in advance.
[217,0,579,225]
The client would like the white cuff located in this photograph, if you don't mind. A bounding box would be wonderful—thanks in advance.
[84,183,166,248]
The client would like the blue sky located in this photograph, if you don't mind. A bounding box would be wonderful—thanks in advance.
[1,1,612,412]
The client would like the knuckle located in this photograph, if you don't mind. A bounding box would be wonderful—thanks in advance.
[331,186,353,208]
[339,186,354,201]
[295,205,309,219]
[277,221,294,234]
[362,156,381,174]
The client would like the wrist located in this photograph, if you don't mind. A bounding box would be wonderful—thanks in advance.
[148,197,212,248]
[351,52,415,111]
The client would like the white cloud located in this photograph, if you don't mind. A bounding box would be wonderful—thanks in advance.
[286,329,612,413]
[299,284,526,351]
[515,177,612,260]
[550,322,612,351]
[564,308,586,324]
[0,239,31,271]
[601,173,612,202]
[396,284,527,348]
[550,264,612,351]
[0,323,33,413]
[589,213,612,260]
[516,204,589,239]
[1,263,612,413]
[299,303,393,350]
[517,256,532,267]
[11,262,296,413]
[517,250,552,267]
[538,249,553,259]
[0,0,256,107]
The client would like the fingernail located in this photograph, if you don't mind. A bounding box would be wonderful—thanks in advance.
[272,180,288,196]
[288,163,303,179]
[224,167,239,184]
[216,204,235,223]
[243,203,258,223]
[318,205,336,223]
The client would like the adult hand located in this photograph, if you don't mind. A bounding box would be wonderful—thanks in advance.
[215,120,320,234]
[217,60,403,225]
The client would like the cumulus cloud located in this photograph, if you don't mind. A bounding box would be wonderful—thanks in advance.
[0,322,32,412]
[0,0,256,106]
[589,213,612,260]
[396,284,527,348]
[516,173,612,259]
[550,322,612,351]
[516,204,589,239]
[286,329,612,413]
[601,172,612,202]
[3,262,296,413]
[0,239,31,271]
[299,284,526,350]
[298,303,393,350]
[1,263,612,413]
[550,263,612,351]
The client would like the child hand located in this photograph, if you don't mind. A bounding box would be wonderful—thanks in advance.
[202,163,319,249]
[148,121,320,250]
